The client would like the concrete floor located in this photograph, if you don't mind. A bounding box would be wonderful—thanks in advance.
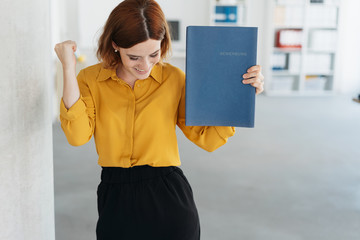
[53,95,360,240]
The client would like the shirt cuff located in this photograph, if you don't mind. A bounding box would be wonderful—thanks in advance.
[214,126,236,140]
[60,97,86,121]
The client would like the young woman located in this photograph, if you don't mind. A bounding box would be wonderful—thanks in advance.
[54,0,264,239]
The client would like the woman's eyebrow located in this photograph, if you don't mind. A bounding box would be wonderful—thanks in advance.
[150,49,160,55]
[127,49,160,58]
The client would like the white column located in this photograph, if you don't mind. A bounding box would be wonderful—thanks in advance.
[336,0,360,94]
[0,0,55,239]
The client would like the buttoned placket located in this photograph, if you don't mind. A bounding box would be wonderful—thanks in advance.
[131,80,147,166]
[115,79,136,167]
[111,74,157,167]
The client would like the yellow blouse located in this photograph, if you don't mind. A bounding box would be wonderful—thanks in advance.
[60,62,235,167]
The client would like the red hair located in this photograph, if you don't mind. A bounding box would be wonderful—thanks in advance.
[97,0,171,68]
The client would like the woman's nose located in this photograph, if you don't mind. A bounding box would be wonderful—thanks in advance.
[140,58,151,70]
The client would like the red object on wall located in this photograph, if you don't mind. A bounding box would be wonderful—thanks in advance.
[276,29,302,49]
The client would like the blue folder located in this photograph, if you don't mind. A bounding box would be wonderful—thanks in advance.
[185,26,258,127]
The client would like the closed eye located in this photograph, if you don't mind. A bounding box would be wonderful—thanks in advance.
[150,49,160,58]
[127,49,160,61]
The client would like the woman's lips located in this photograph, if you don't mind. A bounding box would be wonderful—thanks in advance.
[134,67,150,75]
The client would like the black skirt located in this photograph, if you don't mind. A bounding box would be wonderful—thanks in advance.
[96,165,201,240]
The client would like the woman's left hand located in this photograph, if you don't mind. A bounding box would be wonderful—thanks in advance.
[242,65,264,95]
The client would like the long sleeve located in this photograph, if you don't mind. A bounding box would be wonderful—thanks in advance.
[59,69,96,146]
[176,83,235,152]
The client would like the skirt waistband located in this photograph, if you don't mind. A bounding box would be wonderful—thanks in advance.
[100,165,178,184]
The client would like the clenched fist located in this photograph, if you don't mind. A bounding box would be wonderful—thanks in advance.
[54,40,77,70]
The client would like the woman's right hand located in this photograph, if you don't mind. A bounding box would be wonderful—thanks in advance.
[54,41,80,109]
[54,40,77,69]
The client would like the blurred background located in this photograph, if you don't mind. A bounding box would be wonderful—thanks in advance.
[1,0,360,240]
[50,0,360,113]
[51,1,360,239]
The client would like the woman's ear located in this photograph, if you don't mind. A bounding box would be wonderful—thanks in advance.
[112,41,119,51]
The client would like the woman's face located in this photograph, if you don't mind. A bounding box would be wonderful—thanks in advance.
[115,39,161,82]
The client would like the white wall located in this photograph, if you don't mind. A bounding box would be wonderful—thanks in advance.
[335,0,360,94]
[246,0,267,67]
[78,0,120,49]
[0,0,55,239]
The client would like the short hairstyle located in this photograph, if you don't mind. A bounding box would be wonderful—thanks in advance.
[97,0,171,68]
